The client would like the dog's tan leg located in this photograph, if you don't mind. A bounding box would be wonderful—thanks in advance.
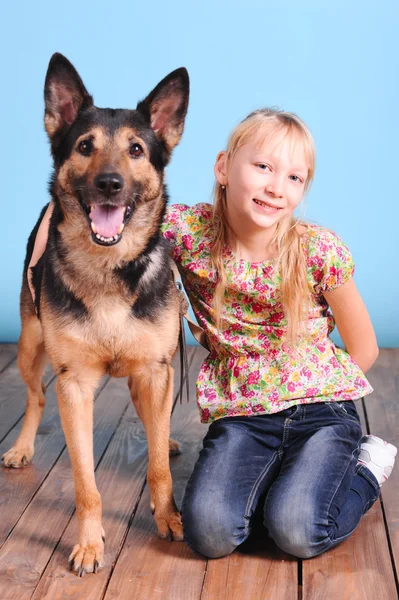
[56,368,104,576]
[128,375,181,457]
[129,363,183,541]
[2,314,47,468]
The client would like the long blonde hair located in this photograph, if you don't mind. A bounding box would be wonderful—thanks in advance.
[211,108,316,346]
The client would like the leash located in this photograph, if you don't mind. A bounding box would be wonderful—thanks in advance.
[171,261,209,405]
[176,280,190,405]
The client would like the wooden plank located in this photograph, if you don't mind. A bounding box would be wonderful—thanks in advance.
[0,375,69,546]
[302,372,398,599]
[302,501,397,600]
[0,344,18,374]
[103,347,208,600]
[0,375,108,548]
[202,544,297,600]
[0,356,53,443]
[364,349,399,583]
[0,375,127,600]
[31,349,193,600]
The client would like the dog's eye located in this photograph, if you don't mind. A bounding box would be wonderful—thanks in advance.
[129,143,143,158]
[77,140,93,156]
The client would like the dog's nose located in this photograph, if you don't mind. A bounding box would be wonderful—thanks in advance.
[94,173,124,196]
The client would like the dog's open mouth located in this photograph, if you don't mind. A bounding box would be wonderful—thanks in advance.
[87,204,133,246]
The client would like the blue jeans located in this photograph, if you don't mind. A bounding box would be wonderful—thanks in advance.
[181,401,380,559]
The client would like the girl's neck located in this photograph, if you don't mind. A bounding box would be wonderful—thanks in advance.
[226,223,278,263]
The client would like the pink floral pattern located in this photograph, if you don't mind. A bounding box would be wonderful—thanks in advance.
[161,203,373,424]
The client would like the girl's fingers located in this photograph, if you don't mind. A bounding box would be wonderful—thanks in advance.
[28,266,36,306]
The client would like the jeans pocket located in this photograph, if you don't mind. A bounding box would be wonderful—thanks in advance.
[328,401,361,426]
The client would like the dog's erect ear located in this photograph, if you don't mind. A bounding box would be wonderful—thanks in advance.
[44,53,93,139]
[136,68,189,154]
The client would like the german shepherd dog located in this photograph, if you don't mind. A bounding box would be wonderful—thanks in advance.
[2,53,189,576]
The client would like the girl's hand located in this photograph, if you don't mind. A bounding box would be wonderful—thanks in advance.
[28,202,55,307]
[176,286,189,316]
[28,267,36,307]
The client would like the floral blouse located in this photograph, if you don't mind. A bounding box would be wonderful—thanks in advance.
[161,203,373,424]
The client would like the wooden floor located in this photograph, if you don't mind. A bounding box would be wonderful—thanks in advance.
[0,345,398,600]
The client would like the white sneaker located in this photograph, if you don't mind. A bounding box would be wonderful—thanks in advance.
[357,435,397,487]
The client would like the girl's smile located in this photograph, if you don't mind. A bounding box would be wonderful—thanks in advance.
[252,198,283,212]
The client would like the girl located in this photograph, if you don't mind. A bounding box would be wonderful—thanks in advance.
[28,108,396,560]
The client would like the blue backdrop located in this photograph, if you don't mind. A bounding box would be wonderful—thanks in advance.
[1,0,398,345]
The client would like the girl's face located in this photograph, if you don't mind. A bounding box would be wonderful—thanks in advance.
[215,131,309,234]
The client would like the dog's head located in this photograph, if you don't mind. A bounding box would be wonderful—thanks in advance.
[44,53,189,248]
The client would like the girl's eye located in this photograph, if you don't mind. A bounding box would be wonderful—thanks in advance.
[129,143,144,158]
[77,140,93,156]
[257,163,271,171]
[290,175,303,183]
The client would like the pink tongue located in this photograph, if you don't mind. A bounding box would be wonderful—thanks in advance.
[89,205,125,237]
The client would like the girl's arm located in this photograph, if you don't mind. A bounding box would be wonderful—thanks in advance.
[28,201,55,304]
[323,278,379,373]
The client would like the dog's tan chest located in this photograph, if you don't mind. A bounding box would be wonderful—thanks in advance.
[78,297,153,355]
[43,294,179,377]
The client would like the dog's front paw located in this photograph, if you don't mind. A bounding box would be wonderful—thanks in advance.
[154,509,184,541]
[2,446,33,468]
[68,537,104,577]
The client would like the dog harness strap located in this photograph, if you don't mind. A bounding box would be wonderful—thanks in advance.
[170,262,209,351]
[171,261,191,404]
[178,306,190,404]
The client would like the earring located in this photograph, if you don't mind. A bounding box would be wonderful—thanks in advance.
[221,185,226,190]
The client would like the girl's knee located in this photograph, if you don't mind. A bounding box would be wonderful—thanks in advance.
[181,492,244,559]
[268,526,319,559]
[264,496,321,559]
[183,523,237,559]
